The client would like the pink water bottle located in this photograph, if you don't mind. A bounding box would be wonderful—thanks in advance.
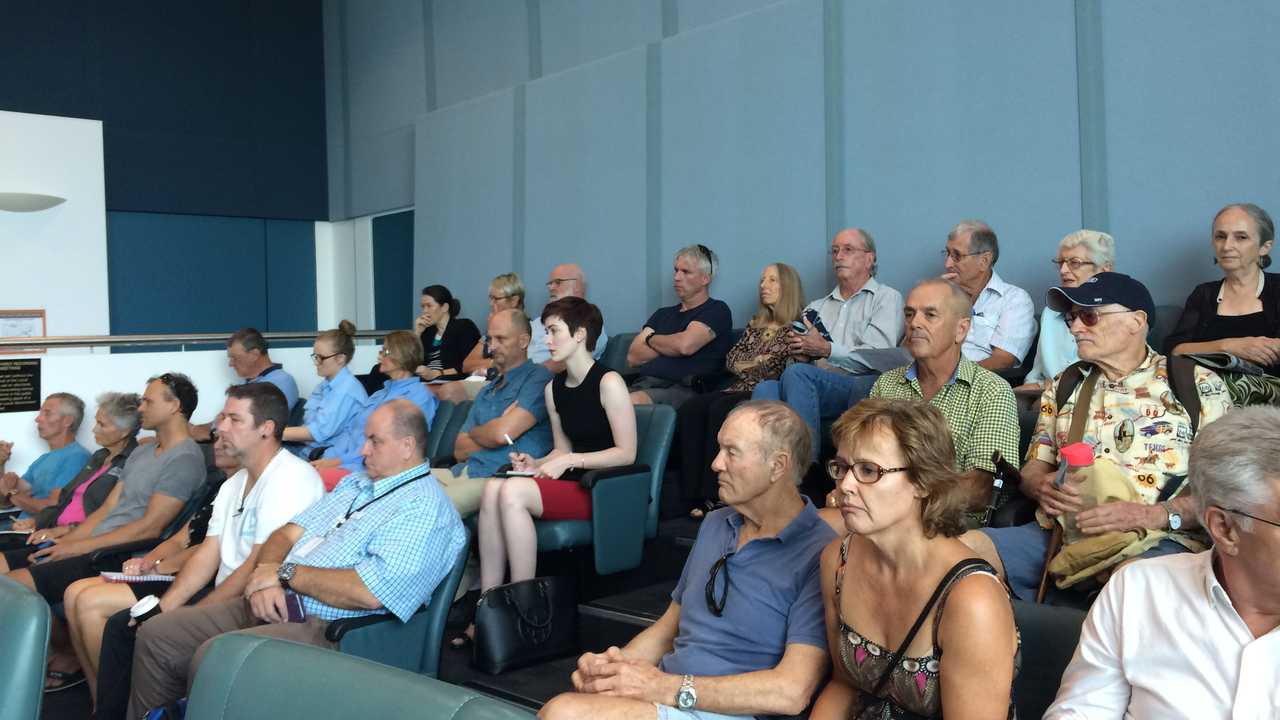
[1057,442,1094,543]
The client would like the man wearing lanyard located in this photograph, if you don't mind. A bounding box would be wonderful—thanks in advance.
[127,399,466,717]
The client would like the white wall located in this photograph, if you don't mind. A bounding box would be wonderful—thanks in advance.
[0,111,109,339]
[0,345,382,474]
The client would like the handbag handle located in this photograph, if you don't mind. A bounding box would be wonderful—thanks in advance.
[503,581,553,630]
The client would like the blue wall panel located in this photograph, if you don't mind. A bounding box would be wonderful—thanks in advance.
[414,91,517,326]
[1098,0,1280,305]
[674,0,785,32]
[662,0,828,322]
[525,47,650,330]
[432,0,531,108]
[372,211,417,331]
[539,0,663,75]
[841,0,1082,308]
[265,220,318,333]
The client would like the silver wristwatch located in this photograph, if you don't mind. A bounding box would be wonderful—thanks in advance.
[1162,502,1182,531]
[277,562,297,590]
[675,674,697,710]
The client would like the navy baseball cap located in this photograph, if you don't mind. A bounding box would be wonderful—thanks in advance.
[1046,272,1155,320]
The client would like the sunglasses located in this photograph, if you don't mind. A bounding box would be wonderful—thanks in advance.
[1062,308,1135,327]
[705,553,730,617]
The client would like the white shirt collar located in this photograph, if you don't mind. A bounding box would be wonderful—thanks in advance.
[979,269,1011,300]
[828,276,881,303]
[1216,272,1267,302]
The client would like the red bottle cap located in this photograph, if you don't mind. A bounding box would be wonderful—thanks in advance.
[1060,442,1094,467]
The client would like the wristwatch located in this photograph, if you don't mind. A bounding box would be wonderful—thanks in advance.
[277,562,297,590]
[675,674,697,710]
[1162,502,1182,531]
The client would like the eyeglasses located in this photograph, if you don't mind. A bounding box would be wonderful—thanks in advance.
[1062,308,1135,327]
[705,553,730,617]
[941,249,988,263]
[488,293,513,303]
[1052,258,1097,271]
[310,352,340,364]
[831,246,872,256]
[1221,507,1280,530]
[545,277,577,289]
[378,348,391,357]
[826,458,909,485]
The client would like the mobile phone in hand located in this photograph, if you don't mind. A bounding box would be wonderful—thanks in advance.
[285,590,306,623]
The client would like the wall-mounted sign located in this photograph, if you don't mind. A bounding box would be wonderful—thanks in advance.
[0,359,40,413]
[0,309,46,354]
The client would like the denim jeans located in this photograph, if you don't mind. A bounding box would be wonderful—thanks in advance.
[752,363,879,461]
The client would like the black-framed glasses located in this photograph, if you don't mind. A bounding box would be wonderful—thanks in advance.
[705,553,730,617]
[1062,308,1135,327]
[310,352,340,363]
[1222,507,1280,530]
[826,458,909,485]
[1051,258,1097,271]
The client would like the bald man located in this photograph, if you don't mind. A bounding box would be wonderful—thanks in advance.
[532,263,609,369]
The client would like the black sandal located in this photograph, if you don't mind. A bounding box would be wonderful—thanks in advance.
[45,669,85,693]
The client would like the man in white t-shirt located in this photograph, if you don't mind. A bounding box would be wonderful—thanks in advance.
[151,383,324,614]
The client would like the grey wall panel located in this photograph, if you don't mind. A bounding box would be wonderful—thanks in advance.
[661,0,828,324]
[323,0,349,219]
[344,0,428,138]
[1098,0,1280,305]
[674,0,788,32]
[539,0,663,76]
[432,0,531,108]
[525,47,650,331]
[841,0,1082,309]
[414,91,518,327]
[348,126,416,218]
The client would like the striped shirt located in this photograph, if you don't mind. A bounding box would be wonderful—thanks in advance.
[284,462,466,621]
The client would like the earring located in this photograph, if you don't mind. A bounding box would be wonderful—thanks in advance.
[1212,257,1218,265]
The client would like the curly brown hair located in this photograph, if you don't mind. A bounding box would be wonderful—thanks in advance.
[830,397,967,538]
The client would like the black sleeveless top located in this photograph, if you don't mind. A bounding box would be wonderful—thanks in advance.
[551,362,615,454]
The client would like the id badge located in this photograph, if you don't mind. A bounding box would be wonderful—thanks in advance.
[292,536,323,559]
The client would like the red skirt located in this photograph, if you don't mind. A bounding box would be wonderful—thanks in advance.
[534,476,592,520]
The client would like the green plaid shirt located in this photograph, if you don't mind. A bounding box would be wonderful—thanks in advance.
[870,358,1019,474]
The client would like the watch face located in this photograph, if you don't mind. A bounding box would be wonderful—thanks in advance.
[676,689,695,710]
[1170,514,1182,531]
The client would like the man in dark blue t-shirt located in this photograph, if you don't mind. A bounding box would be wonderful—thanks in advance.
[625,245,733,408]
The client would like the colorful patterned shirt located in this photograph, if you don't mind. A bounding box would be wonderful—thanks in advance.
[871,358,1018,475]
[723,324,793,392]
[284,462,466,621]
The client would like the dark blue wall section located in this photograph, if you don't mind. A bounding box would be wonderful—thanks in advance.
[372,211,416,332]
[107,212,316,343]
[0,1,327,221]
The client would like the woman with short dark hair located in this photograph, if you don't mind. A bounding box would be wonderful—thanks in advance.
[811,398,1019,720]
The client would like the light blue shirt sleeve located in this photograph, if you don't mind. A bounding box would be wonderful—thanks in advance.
[305,370,369,446]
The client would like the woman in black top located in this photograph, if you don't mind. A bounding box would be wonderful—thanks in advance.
[415,284,481,382]
[1166,203,1280,375]
[459,297,635,647]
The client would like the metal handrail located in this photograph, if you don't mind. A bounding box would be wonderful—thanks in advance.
[0,330,393,350]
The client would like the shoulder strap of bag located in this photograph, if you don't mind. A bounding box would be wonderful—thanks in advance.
[1066,366,1100,445]
[1167,355,1201,436]
[869,558,990,698]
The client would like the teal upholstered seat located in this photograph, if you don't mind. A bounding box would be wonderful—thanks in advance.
[0,576,50,720]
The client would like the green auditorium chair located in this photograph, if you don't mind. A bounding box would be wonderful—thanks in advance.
[598,332,635,374]
[0,576,50,720]
[432,401,473,467]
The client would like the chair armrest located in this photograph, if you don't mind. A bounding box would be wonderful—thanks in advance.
[307,446,329,462]
[0,507,20,518]
[579,465,650,490]
[326,607,424,642]
[432,456,456,468]
[89,538,163,570]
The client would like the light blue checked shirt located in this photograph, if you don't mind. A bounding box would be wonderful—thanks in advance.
[283,462,465,621]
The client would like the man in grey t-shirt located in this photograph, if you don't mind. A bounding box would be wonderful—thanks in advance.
[3,373,207,687]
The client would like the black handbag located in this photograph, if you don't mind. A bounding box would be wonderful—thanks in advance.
[472,576,578,674]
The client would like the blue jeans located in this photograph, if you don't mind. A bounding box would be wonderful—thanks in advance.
[752,363,879,462]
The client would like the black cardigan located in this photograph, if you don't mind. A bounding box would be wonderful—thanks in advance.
[420,317,482,379]
[1163,272,1280,374]
[34,439,138,529]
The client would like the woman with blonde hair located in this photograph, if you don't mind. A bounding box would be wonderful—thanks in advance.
[811,398,1019,719]
[677,262,804,518]
[282,320,367,457]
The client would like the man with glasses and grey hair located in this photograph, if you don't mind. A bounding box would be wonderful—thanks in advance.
[940,220,1037,370]
[626,245,733,407]
[541,401,834,720]
[533,263,609,368]
[1046,405,1280,719]
[962,273,1232,601]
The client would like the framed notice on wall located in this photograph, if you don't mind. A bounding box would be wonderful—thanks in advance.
[0,309,46,354]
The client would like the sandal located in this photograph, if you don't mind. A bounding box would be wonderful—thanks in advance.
[44,669,85,693]
[449,625,475,649]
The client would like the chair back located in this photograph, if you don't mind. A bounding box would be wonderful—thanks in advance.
[598,332,635,374]
[433,401,472,465]
[0,576,49,720]
[1148,304,1183,354]
[1011,600,1087,720]
[634,404,677,538]
[424,401,456,461]
[419,525,470,676]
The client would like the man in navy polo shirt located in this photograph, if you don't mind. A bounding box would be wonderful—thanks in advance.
[432,309,553,517]
[541,401,834,720]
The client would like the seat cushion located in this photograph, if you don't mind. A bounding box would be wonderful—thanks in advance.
[535,519,592,550]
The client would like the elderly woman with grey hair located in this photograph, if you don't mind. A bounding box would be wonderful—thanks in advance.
[0,393,141,555]
[1046,405,1280,718]
[1019,229,1116,390]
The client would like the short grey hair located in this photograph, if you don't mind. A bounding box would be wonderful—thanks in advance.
[1190,406,1280,531]
[726,400,811,484]
[46,392,86,434]
[96,392,143,438]
[676,245,717,278]
[949,220,999,265]
[1059,229,1116,269]
[852,228,879,277]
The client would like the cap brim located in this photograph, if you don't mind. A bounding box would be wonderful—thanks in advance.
[1045,285,1109,313]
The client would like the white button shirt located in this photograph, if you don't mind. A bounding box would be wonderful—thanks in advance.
[805,277,904,373]
[962,269,1037,364]
[1046,551,1280,720]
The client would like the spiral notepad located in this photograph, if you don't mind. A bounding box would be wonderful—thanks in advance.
[100,571,176,584]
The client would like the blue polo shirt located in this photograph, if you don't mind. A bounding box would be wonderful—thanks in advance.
[453,360,553,477]
[248,364,300,411]
[660,499,835,677]
[18,442,91,518]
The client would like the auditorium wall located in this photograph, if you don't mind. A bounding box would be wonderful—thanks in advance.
[328,0,1280,334]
